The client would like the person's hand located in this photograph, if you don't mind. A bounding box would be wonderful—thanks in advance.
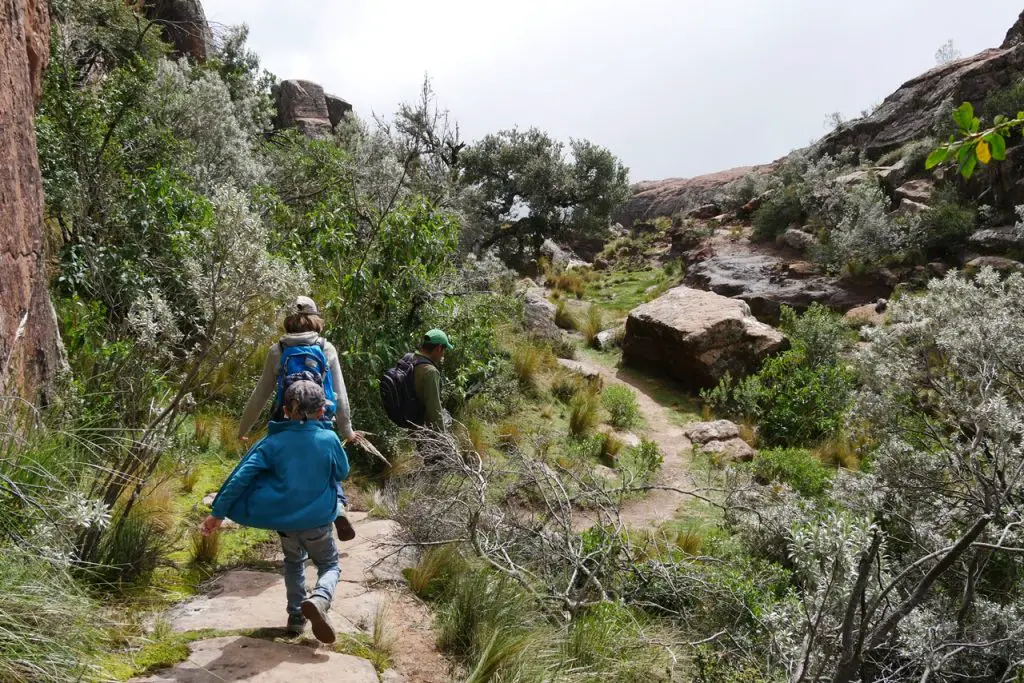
[200,515,223,536]
[239,435,249,444]
[345,431,372,448]
[346,431,387,464]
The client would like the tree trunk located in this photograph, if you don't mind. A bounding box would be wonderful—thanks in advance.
[0,0,63,410]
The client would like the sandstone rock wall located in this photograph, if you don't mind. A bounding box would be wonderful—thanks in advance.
[1,0,62,406]
[143,0,213,62]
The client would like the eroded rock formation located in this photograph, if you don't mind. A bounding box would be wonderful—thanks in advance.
[1,0,63,406]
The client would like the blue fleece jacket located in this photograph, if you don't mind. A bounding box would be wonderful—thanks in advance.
[211,420,349,532]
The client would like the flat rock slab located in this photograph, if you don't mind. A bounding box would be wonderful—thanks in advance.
[168,514,411,634]
[131,636,377,683]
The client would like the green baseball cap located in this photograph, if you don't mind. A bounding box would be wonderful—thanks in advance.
[423,329,453,350]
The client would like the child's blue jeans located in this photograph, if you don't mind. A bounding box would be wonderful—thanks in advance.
[278,525,340,616]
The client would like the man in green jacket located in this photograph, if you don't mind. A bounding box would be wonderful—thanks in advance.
[412,329,452,432]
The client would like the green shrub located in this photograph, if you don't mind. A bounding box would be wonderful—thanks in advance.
[752,185,804,240]
[621,438,663,482]
[703,305,855,448]
[919,198,976,258]
[748,448,833,497]
[568,392,601,437]
[981,79,1024,124]
[778,303,854,369]
[601,384,641,430]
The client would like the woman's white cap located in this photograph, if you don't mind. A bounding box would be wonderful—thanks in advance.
[295,296,319,315]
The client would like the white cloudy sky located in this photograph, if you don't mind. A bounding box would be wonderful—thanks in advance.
[202,1,1021,182]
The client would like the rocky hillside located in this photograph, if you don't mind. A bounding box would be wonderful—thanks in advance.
[616,10,1024,224]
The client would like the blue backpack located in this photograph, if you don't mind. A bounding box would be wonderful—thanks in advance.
[271,337,338,420]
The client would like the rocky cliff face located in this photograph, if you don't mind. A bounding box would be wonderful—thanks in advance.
[619,11,1024,226]
[819,43,1024,160]
[612,165,765,226]
[143,0,213,62]
[1,0,63,406]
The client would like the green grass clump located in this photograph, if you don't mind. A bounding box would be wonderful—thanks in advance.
[406,545,466,600]
[551,370,586,404]
[568,392,601,438]
[554,300,578,331]
[512,343,545,392]
[0,550,106,682]
[436,572,532,666]
[748,448,833,497]
[189,529,221,567]
[582,306,604,349]
[602,384,641,430]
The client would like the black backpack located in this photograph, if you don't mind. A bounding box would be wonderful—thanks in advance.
[380,353,433,427]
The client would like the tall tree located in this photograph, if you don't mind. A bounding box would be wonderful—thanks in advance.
[460,127,629,262]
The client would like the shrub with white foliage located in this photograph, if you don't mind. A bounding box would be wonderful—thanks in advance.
[828,183,921,268]
[728,269,1024,681]
[152,59,265,191]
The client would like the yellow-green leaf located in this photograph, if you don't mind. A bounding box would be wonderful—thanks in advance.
[977,140,992,164]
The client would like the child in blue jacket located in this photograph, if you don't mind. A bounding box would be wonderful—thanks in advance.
[200,380,349,643]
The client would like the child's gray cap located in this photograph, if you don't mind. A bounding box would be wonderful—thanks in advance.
[284,380,326,419]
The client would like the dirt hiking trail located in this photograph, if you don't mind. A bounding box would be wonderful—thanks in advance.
[570,356,698,529]
[137,357,697,682]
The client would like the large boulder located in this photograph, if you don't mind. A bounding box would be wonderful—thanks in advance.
[274,79,330,131]
[522,288,562,341]
[326,93,353,127]
[781,228,819,252]
[274,80,352,137]
[968,226,1024,253]
[143,0,213,62]
[540,239,588,270]
[894,179,935,205]
[621,286,787,390]
[1003,9,1024,49]
[1,0,63,408]
[966,256,1024,273]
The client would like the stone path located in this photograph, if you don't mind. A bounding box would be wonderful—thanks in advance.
[132,513,448,683]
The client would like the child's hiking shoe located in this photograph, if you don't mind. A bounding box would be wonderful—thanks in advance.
[301,596,336,644]
[286,613,307,636]
[334,514,356,542]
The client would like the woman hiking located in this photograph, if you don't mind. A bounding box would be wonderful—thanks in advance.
[238,295,373,541]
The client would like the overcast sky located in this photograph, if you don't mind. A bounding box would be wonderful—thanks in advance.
[202,1,1022,183]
